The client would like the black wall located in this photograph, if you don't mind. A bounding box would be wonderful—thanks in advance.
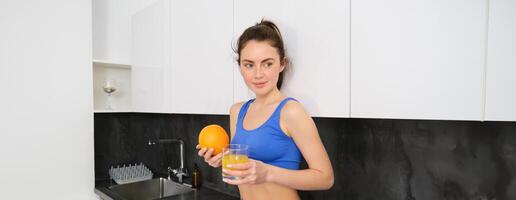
[94,113,516,200]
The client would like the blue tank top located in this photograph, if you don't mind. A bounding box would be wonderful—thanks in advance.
[231,97,302,170]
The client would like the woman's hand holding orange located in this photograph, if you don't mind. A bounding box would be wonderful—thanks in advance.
[196,144,222,168]
[222,159,270,185]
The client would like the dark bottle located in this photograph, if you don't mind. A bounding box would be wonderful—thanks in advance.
[192,163,202,188]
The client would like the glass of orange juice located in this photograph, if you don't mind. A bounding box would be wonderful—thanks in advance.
[222,144,249,180]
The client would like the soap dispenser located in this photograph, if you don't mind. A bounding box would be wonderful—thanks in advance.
[192,163,202,188]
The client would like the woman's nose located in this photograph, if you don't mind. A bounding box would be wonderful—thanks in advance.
[253,67,264,78]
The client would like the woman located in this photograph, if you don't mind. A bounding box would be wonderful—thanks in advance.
[197,19,334,200]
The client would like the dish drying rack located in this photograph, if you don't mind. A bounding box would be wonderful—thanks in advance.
[109,163,153,184]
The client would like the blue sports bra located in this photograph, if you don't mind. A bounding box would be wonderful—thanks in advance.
[231,97,302,170]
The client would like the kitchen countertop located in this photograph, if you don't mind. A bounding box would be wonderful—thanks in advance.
[95,179,240,200]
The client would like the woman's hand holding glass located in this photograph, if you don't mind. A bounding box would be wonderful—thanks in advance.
[196,144,223,168]
[197,143,271,185]
[222,159,271,185]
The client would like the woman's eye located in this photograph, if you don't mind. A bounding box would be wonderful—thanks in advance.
[264,63,273,68]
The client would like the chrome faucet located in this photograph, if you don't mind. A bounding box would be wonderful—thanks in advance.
[147,138,188,183]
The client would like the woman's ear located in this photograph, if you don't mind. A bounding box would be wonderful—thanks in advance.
[280,58,288,72]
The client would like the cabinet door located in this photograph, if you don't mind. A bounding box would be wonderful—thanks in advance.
[234,0,350,117]
[131,0,169,112]
[168,0,233,114]
[485,0,516,121]
[93,0,132,64]
[351,0,487,120]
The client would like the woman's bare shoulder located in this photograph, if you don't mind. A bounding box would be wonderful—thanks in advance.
[229,101,246,116]
[282,100,310,120]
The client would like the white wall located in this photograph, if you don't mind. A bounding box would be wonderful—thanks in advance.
[0,1,95,199]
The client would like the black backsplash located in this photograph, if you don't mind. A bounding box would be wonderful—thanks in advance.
[94,113,516,200]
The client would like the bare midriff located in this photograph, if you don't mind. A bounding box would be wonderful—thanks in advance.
[238,182,300,200]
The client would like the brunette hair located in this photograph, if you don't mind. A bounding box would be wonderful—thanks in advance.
[234,19,288,89]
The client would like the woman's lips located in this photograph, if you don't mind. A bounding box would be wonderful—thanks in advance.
[253,82,267,88]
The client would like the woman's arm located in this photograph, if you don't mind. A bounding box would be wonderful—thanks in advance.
[223,101,334,190]
[270,101,334,190]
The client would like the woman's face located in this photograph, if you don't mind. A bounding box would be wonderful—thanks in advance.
[239,40,284,97]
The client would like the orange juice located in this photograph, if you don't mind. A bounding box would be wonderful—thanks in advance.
[222,154,249,169]
[221,144,249,179]
[222,154,249,179]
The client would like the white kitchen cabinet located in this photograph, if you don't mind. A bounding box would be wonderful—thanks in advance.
[93,0,161,112]
[168,0,234,114]
[93,0,132,64]
[93,0,161,65]
[485,0,516,121]
[234,0,351,118]
[131,0,233,114]
[131,0,169,112]
[351,0,487,120]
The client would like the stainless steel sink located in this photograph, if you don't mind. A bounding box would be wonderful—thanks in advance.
[108,178,194,200]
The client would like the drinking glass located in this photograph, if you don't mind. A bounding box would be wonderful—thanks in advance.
[222,144,249,180]
[103,80,117,110]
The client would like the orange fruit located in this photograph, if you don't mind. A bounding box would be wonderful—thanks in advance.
[198,124,229,155]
